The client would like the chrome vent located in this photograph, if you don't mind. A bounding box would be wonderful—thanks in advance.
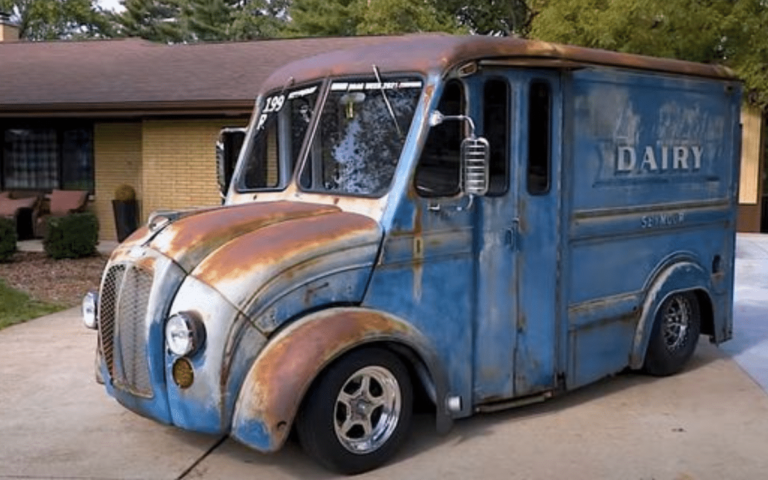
[99,265,125,381]
[98,264,154,398]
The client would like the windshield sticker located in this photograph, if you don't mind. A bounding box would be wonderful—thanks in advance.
[331,80,423,92]
[288,86,319,99]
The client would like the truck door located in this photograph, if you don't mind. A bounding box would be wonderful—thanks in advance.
[472,70,563,403]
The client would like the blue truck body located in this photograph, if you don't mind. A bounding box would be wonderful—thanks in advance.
[86,36,741,473]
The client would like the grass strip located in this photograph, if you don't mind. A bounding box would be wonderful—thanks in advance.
[0,279,64,330]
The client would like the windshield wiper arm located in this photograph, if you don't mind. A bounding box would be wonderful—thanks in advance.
[372,64,403,139]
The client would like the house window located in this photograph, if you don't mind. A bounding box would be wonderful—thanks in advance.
[1,124,94,192]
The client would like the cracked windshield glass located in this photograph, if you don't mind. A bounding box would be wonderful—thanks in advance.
[240,84,320,190]
[299,78,423,196]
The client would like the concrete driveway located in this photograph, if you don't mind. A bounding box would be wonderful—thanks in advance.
[1,234,767,480]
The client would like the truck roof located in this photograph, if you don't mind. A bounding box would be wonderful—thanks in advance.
[261,34,737,92]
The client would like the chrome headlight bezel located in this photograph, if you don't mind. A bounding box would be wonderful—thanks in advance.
[82,291,99,330]
[165,311,206,357]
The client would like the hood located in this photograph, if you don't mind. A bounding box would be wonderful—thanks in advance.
[148,201,341,273]
[147,201,383,318]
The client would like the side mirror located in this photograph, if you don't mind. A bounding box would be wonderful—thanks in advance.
[216,128,246,200]
[461,137,490,196]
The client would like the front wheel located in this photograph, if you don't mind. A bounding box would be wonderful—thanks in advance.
[643,291,701,376]
[296,347,413,475]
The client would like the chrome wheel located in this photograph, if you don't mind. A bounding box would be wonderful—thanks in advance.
[662,294,692,352]
[334,365,402,455]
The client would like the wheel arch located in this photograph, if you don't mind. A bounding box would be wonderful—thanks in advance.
[630,259,713,369]
[230,307,451,453]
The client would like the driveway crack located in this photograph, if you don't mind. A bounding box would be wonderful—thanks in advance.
[176,435,228,480]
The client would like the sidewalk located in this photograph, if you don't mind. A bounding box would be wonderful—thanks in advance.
[722,233,768,391]
[17,238,118,255]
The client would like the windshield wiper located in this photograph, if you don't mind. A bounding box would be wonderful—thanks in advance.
[372,64,403,139]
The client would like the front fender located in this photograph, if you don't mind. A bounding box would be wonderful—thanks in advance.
[630,260,712,369]
[230,307,451,453]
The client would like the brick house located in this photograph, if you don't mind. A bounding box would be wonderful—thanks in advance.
[1,17,766,238]
[0,18,399,240]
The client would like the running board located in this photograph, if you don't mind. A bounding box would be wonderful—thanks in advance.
[475,391,553,413]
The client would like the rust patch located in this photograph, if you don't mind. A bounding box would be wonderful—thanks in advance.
[412,203,424,301]
[193,211,379,286]
[154,201,340,271]
[516,313,527,333]
[241,310,411,444]
[259,36,735,97]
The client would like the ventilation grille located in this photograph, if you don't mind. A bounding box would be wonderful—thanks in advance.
[98,264,154,398]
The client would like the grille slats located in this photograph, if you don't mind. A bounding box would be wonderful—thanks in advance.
[99,263,154,398]
[99,265,125,380]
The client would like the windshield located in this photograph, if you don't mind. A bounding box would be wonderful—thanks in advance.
[299,78,422,197]
[238,84,320,191]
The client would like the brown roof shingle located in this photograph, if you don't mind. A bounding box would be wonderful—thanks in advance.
[0,35,408,117]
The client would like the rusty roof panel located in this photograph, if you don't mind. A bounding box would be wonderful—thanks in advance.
[261,35,736,93]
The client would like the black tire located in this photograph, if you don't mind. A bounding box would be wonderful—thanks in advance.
[296,347,413,475]
[643,291,701,376]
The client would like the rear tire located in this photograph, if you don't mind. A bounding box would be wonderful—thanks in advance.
[296,347,413,475]
[643,291,701,376]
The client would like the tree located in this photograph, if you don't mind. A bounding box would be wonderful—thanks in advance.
[287,0,359,36]
[112,0,186,43]
[356,0,463,35]
[112,0,287,42]
[529,0,768,107]
[0,0,112,40]
[440,0,534,36]
[287,0,463,36]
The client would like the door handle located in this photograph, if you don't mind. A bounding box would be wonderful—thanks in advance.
[505,219,520,250]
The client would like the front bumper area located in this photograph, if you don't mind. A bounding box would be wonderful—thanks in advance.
[97,248,185,426]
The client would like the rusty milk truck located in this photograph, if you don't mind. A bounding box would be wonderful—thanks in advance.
[82,35,741,474]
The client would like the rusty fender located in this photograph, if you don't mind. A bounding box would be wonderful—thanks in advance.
[630,260,713,369]
[230,307,451,453]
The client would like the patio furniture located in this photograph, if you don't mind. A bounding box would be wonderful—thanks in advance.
[0,192,39,240]
[34,189,89,238]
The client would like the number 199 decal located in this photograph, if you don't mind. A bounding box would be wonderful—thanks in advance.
[264,95,285,113]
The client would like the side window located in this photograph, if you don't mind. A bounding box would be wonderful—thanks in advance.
[527,80,552,195]
[483,78,510,196]
[415,80,464,197]
[243,120,279,188]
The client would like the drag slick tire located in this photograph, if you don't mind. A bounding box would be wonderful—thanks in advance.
[643,291,701,376]
[296,347,413,475]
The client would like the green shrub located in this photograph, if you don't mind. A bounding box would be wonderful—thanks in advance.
[44,212,99,260]
[0,218,16,262]
[114,184,136,202]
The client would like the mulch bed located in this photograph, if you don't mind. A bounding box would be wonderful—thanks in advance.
[0,252,108,307]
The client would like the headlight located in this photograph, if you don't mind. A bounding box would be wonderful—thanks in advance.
[82,291,98,329]
[165,311,206,357]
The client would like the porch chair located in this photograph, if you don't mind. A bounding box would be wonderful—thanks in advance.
[0,191,40,239]
[34,189,89,239]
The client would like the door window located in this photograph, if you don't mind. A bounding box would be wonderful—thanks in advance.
[527,80,552,195]
[483,78,510,196]
[414,80,464,198]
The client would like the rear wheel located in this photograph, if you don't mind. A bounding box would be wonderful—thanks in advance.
[296,347,413,475]
[643,291,701,376]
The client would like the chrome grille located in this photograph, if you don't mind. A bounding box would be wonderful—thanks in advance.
[99,265,125,380]
[98,263,154,398]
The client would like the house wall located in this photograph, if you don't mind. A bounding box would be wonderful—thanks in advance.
[94,118,247,242]
[94,122,143,242]
[141,118,247,221]
[737,104,765,233]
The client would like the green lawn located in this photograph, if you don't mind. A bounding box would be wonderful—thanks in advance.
[0,279,64,330]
